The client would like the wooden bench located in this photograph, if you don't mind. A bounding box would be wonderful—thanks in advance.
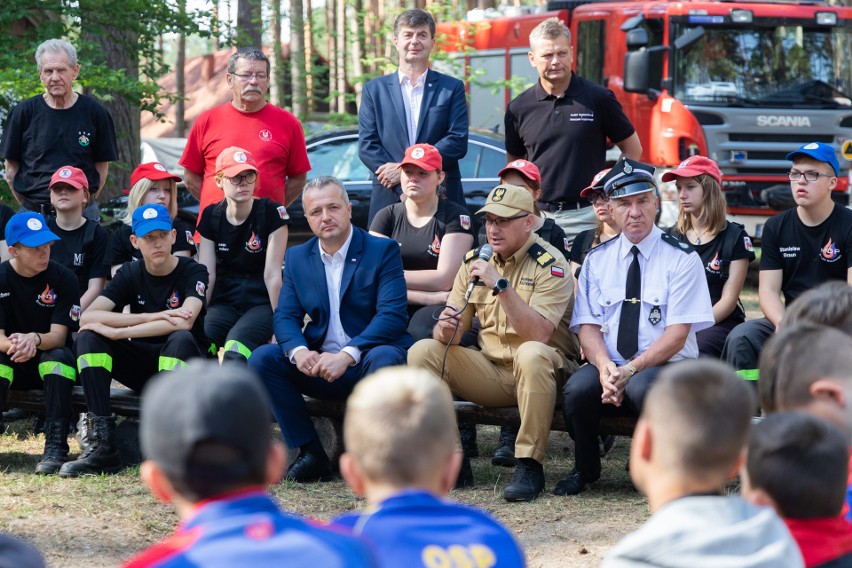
[3,387,638,437]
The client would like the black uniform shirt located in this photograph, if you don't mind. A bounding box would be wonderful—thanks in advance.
[105,217,198,268]
[47,218,110,292]
[0,260,81,341]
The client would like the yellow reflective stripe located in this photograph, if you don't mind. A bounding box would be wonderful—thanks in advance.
[38,361,76,381]
[0,365,12,385]
[224,340,252,360]
[737,369,760,382]
[77,353,113,373]
[158,356,187,372]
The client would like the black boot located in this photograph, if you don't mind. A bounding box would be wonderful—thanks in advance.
[503,458,545,502]
[458,422,479,458]
[492,425,518,467]
[454,455,475,489]
[58,414,122,477]
[75,412,91,453]
[35,419,70,475]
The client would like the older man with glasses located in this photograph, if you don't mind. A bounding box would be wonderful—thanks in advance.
[408,183,580,502]
[180,47,311,215]
[722,142,852,387]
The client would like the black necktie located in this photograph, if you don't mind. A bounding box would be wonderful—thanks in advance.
[617,246,641,361]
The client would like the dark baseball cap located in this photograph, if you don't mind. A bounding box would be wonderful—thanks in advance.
[140,362,273,486]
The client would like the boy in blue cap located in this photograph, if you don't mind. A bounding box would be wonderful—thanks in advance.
[333,367,525,567]
[0,212,80,473]
[723,142,852,394]
[61,204,209,477]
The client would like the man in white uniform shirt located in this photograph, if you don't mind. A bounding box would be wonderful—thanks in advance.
[249,176,412,483]
[556,158,714,496]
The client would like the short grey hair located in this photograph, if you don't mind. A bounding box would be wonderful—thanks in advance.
[36,39,78,70]
[529,17,571,48]
[227,47,270,75]
[303,176,349,205]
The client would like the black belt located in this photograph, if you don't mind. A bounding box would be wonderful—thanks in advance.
[538,200,587,212]
[19,196,54,217]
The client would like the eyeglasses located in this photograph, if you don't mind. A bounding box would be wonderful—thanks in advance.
[232,72,268,82]
[788,169,834,182]
[483,214,529,228]
[228,171,258,186]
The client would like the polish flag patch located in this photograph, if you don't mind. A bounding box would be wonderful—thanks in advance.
[551,266,564,278]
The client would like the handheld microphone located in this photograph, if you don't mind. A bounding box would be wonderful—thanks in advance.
[464,244,493,301]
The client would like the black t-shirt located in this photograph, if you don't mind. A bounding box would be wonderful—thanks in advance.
[0,205,13,239]
[370,200,473,271]
[104,217,198,268]
[505,74,635,205]
[103,256,208,344]
[0,94,118,204]
[478,216,569,261]
[761,204,852,305]
[0,260,80,342]
[568,228,599,267]
[47,218,110,292]
[667,222,755,324]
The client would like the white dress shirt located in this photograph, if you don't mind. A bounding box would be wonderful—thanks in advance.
[287,227,362,365]
[571,226,714,365]
[399,70,426,147]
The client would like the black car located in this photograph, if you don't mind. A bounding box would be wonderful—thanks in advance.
[101,129,506,246]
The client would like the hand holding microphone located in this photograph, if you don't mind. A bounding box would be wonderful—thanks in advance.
[465,244,494,301]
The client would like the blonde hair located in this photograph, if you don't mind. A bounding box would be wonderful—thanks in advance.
[122,177,178,224]
[344,367,457,486]
[674,174,727,236]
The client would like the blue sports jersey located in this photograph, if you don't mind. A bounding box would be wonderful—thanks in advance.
[124,490,377,568]
[333,489,525,567]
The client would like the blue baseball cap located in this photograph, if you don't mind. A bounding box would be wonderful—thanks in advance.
[4,212,60,247]
[132,204,173,237]
[786,142,840,176]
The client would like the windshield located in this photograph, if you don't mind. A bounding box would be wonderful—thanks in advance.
[671,21,852,107]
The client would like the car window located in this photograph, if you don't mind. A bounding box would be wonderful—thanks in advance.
[460,141,505,178]
[308,137,371,182]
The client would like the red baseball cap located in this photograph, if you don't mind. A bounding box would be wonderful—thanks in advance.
[580,168,611,198]
[49,166,88,191]
[216,147,259,177]
[661,155,722,185]
[498,159,541,185]
[131,162,182,189]
[400,144,442,171]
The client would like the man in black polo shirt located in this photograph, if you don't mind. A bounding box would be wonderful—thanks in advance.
[505,17,641,245]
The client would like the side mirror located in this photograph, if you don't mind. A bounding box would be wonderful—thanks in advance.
[624,51,650,93]
[626,28,650,51]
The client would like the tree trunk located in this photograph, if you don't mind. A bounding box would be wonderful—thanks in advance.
[79,1,139,200]
[236,0,262,47]
[175,0,187,137]
[335,0,346,112]
[270,0,284,106]
[304,0,314,112]
[349,0,364,107]
[290,0,307,119]
[326,0,336,113]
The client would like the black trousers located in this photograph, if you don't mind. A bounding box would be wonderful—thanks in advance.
[0,348,75,420]
[562,362,665,481]
[204,303,273,364]
[75,330,203,416]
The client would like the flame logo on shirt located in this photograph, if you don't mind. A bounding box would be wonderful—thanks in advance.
[707,252,721,272]
[167,290,180,309]
[428,234,441,255]
[38,284,56,305]
[822,238,839,260]
[246,231,262,252]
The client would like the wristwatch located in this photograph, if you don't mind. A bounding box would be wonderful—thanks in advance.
[624,362,638,377]
[492,278,510,296]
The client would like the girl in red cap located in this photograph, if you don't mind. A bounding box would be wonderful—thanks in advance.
[196,147,290,364]
[105,162,197,276]
[369,143,474,341]
[663,156,755,357]
[569,168,621,296]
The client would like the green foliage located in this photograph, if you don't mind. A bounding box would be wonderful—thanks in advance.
[0,0,210,117]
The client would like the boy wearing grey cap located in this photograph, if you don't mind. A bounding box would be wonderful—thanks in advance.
[124,361,377,568]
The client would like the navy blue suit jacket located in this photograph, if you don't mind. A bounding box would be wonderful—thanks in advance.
[274,227,413,355]
[359,69,469,221]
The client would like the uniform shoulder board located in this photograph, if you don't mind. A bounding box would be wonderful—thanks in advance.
[528,242,556,267]
[463,247,480,263]
[661,232,694,253]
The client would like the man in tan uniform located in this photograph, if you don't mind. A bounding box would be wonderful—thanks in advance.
[408,183,579,502]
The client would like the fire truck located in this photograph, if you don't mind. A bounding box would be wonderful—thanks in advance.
[435,0,852,237]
